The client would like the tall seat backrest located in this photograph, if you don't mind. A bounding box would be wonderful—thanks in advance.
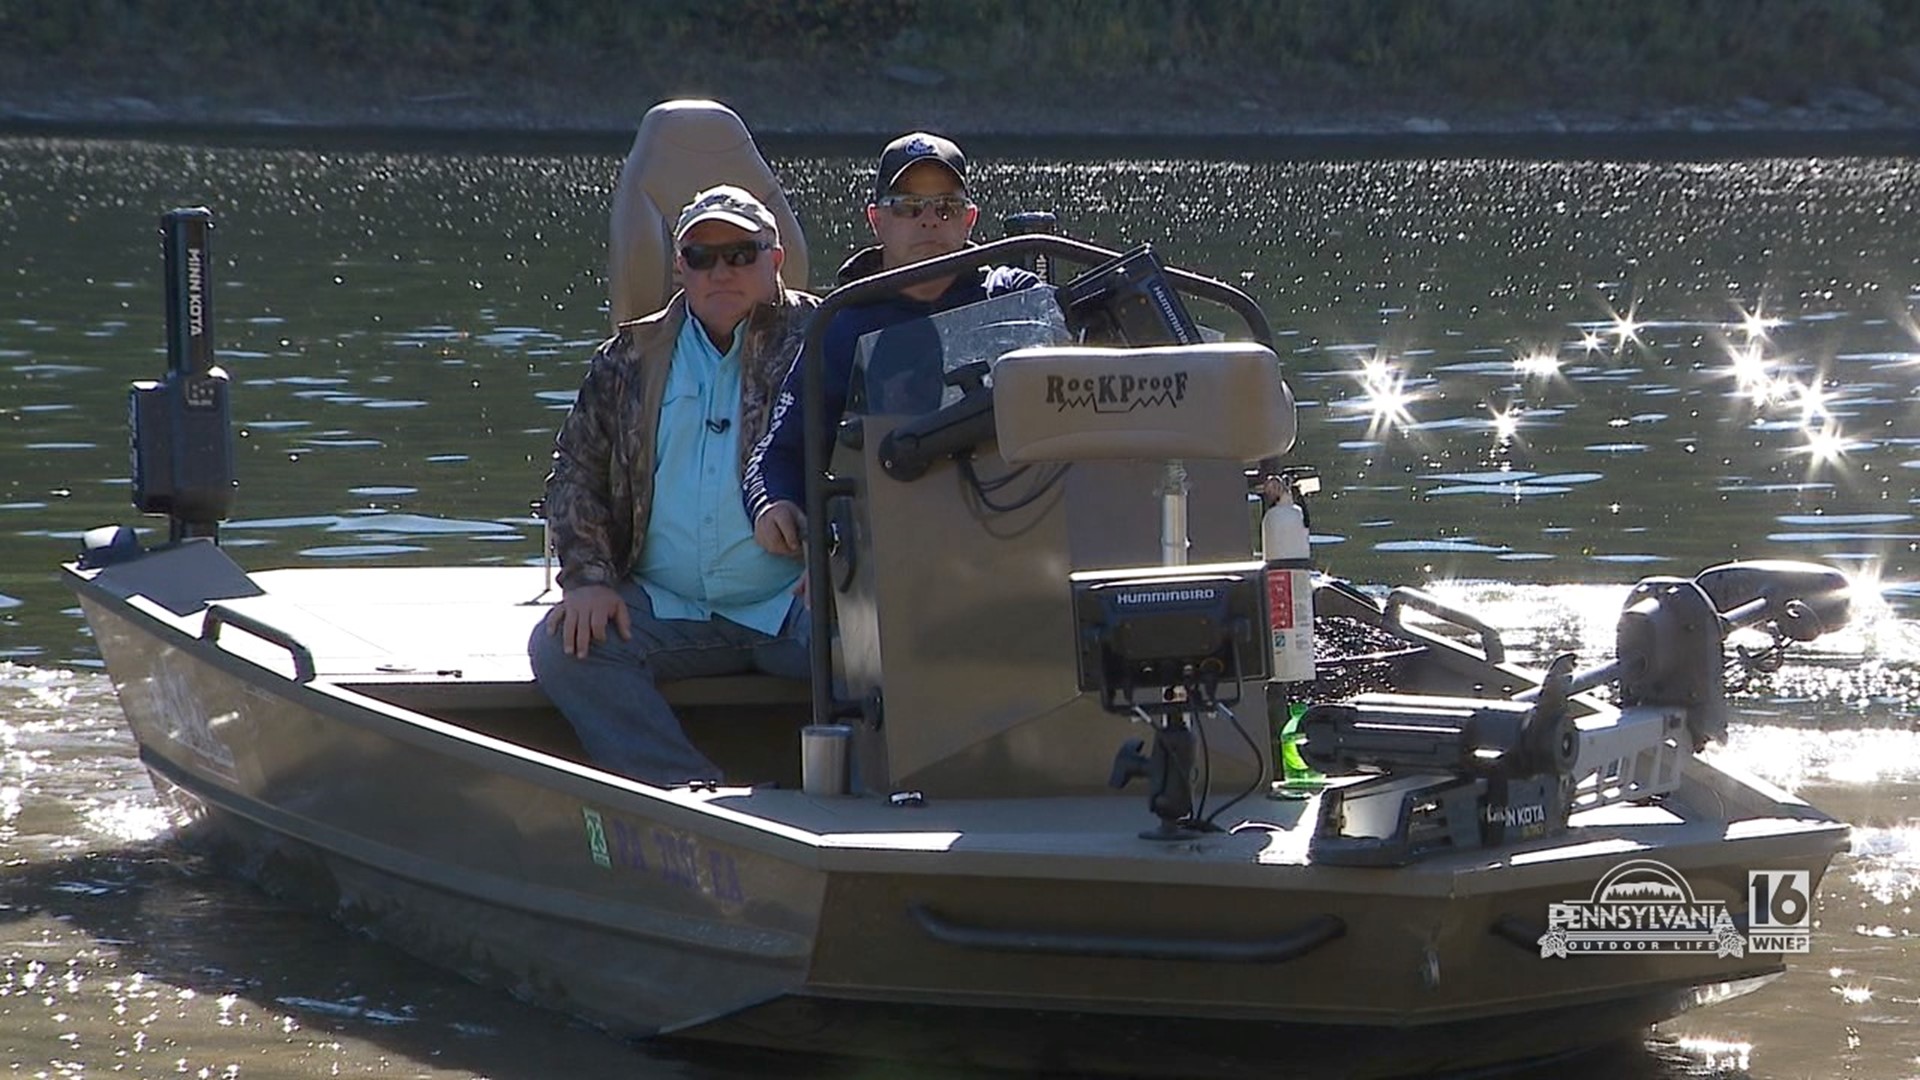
[608,99,811,327]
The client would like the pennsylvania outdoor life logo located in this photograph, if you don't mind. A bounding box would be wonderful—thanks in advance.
[1539,859,1747,958]
[1538,859,1815,958]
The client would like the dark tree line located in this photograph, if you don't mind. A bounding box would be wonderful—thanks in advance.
[5,0,1914,107]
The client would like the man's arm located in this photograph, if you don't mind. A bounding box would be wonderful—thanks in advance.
[540,339,640,655]
[744,312,861,551]
[545,345,624,590]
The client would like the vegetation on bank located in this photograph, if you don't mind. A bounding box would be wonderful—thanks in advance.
[7,0,1918,112]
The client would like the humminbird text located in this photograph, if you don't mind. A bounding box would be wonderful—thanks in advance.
[1115,588,1218,605]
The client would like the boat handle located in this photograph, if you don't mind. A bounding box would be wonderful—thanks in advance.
[909,904,1344,963]
[202,604,317,684]
[1491,915,1545,953]
[1384,587,1506,665]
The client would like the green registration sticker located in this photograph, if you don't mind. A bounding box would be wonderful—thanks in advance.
[583,806,611,868]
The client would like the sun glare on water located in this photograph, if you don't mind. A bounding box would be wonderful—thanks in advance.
[1514,350,1561,378]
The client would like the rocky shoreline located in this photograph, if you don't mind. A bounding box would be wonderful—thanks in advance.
[4,58,1919,147]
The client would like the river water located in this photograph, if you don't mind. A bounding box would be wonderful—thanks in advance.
[2,132,1918,1078]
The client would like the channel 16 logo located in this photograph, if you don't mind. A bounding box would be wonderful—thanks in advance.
[1747,870,1813,954]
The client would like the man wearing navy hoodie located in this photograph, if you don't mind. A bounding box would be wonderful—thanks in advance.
[743,132,1038,558]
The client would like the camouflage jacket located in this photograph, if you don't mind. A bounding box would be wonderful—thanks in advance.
[544,288,820,590]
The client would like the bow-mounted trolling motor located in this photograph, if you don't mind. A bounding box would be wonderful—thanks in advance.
[1299,559,1853,867]
[81,207,237,569]
[134,207,236,539]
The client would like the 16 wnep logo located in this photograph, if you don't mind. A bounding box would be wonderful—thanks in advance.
[1537,859,1813,959]
[1748,868,1814,953]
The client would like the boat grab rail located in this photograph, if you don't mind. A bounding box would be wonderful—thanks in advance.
[1383,587,1507,666]
[798,234,1278,728]
[203,603,317,684]
[909,903,1345,964]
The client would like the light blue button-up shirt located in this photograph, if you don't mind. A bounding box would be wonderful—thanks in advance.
[634,314,802,635]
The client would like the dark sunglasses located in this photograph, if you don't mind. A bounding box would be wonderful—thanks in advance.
[877,194,973,221]
[680,240,772,270]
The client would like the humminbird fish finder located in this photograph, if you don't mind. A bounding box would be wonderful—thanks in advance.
[1071,563,1269,712]
[1073,561,1270,840]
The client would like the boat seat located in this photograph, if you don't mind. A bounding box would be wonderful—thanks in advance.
[608,99,811,327]
[991,342,1297,463]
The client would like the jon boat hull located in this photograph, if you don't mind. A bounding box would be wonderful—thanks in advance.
[66,548,1849,1078]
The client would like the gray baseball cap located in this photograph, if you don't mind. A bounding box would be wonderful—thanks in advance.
[674,185,780,244]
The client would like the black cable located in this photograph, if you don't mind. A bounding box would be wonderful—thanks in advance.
[962,457,1051,511]
[1205,630,1267,822]
[1190,693,1212,824]
[959,456,1071,513]
[1202,698,1267,828]
[969,460,1033,492]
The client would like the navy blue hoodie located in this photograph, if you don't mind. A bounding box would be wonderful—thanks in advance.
[743,246,1038,521]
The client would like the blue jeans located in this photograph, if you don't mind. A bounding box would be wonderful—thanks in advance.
[527,579,809,784]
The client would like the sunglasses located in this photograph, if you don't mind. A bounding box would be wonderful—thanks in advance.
[877,194,974,221]
[680,240,772,270]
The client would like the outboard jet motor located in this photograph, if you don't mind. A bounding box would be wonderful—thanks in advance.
[1695,559,1852,643]
[1534,559,1853,750]
[1305,559,1855,867]
[1616,577,1729,747]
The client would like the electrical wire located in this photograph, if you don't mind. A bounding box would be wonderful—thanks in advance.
[1191,695,1212,824]
[1201,700,1267,828]
[970,461,1033,492]
[959,456,1071,514]
[1200,637,1274,827]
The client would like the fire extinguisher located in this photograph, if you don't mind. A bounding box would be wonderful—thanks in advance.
[1261,468,1318,684]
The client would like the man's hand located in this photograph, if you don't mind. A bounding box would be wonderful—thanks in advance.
[544,584,631,658]
[754,500,806,557]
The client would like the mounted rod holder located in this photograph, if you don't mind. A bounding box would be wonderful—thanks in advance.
[131,207,236,543]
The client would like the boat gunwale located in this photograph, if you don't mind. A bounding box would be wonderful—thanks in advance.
[67,561,1850,897]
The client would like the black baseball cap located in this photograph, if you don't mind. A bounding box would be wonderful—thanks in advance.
[872,132,967,202]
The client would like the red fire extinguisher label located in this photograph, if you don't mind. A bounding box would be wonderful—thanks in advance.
[1266,565,1315,682]
[1268,569,1296,631]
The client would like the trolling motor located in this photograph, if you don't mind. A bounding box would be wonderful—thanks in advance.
[81,208,237,570]
[1299,559,1853,867]
[131,208,235,543]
